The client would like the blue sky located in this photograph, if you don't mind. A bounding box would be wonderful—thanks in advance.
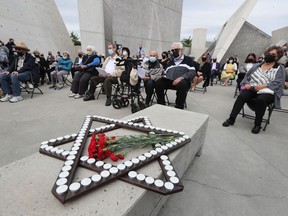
[55,0,287,41]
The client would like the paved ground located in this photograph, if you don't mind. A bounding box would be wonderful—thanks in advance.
[1,81,288,216]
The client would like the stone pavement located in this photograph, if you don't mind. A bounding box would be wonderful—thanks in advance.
[1,81,288,216]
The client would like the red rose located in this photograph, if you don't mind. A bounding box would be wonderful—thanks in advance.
[117,154,124,160]
[110,153,118,162]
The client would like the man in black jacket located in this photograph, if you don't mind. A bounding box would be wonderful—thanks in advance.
[0,42,39,103]
[155,42,196,109]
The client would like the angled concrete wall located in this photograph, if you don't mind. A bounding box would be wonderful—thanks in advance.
[190,28,207,60]
[0,0,74,56]
[212,0,257,62]
[272,26,288,45]
[220,21,271,65]
[78,0,183,56]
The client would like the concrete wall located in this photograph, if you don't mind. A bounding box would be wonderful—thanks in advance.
[220,21,271,65]
[0,0,74,58]
[272,26,288,45]
[190,28,207,60]
[78,0,183,56]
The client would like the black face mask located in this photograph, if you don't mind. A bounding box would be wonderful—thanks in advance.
[202,57,207,62]
[172,50,179,58]
[78,54,82,58]
[17,51,24,56]
[35,55,40,58]
[162,55,166,59]
[213,59,216,62]
[247,58,254,63]
[264,54,276,63]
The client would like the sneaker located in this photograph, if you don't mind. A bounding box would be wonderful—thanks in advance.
[105,98,112,106]
[49,85,56,89]
[222,118,235,127]
[69,93,77,98]
[0,94,13,102]
[83,94,95,101]
[28,82,34,89]
[20,82,26,88]
[9,96,23,103]
[74,94,83,99]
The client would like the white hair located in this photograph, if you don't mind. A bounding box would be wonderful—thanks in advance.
[171,42,183,49]
[86,45,95,52]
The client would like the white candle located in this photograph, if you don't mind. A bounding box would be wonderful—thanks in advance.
[41,141,49,145]
[117,164,126,171]
[164,182,174,190]
[161,146,168,150]
[56,178,67,186]
[64,160,74,166]
[144,152,152,158]
[62,165,72,172]
[170,177,180,184]
[59,171,69,178]
[128,171,137,178]
[91,174,102,182]
[62,151,70,157]
[89,129,95,133]
[81,178,92,187]
[109,167,119,174]
[155,148,163,153]
[49,139,57,143]
[138,155,146,161]
[131,158,140,164]
[100,170,110,178]
[45,146,53,151]
[40,144,48,149]
[154,179,164,187]
[145,177,154,185]
[136,173,145,181]
[80,156,89,162]
[56,185,68,195]
[95,161,104,167]
[67,155,76,160]
[124,161,133,167]
[71,133,77,138]
[165,165,173,171]
[69,150,78,155]
[87,158,96,164]
[160,155,168,160]
[150,150,158,155]
[64,135,70,139]
[103,163,112,169]
[167,170,176,177]
[155,143,161,148]
[183,135,190,139]
[166,143,173,148]
[56,149,64,154]
[69,182,81,192]
[57,137,63,141]
[162,160,171,165]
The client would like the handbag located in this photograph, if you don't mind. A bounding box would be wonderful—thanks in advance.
[257,88,274,95]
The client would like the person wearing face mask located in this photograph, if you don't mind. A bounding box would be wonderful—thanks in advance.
[33,50,48,85]
[160,51,169,70]
[222,45,285,134]
[210,57,221,86]
[278,44,288,66]
[82,43,120,103]
[141,50,163,106]
[0,42,39,103]
[236,53,256,91]
[5,38,15,65]
[70,45,101,99]
[71,50,84,78]
[49,51,72,89]
[221,57,238,86]
[136,44,145,59]
[191,54,211,91]
[0,40,9,73]
[155,42,196,109]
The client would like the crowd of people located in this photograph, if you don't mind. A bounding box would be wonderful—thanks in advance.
[0,38,288,133]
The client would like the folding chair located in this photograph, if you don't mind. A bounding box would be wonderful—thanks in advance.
[21,72,43,98]
[164,89,187,108]
[62,71,72,86]
[241,100,274,131]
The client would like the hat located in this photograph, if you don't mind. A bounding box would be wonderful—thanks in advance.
[129,68,139,86]
[63,51,70,56]
[14,42,30,51]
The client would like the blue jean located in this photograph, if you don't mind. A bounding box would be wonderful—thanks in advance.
[0,72,31,96]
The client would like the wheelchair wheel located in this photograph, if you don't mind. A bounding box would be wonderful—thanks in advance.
[112,99,122,109]
[131,102,140,113]
[121,97,129,107]
[138,101,147,110]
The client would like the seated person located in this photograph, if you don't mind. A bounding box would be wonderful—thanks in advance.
[49,51,72,89]
[222,45,285,134]
[142,50,163,106]
[83,43,119,102]
[284,61,288,89]
[210,57,221,86]
[221,57,238,86]
[33,50,48,85]
[101,47,132,106]
[191,54,211,91]
[0,42,39,103]
[237,53,256,91]
[160,51,170,70]
[71,50,83,78]
[155,42,196,109]
[0,40,9,73]
[69,45,100,99]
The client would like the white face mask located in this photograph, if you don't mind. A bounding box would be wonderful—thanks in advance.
[123,51,128,56]
[229,60,233,63]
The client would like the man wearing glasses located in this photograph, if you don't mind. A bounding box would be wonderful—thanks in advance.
[155,42,196,109]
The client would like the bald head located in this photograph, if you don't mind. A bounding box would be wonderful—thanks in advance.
[150,50,158,57]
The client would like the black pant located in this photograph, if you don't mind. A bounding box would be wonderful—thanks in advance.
[71,72,94,95]
[88,76,106,95]
[230,90,274,126]
[144,79,155,105]
[236,73,245,91]
[155,78,190,109]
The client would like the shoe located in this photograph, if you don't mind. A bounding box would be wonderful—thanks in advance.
[74,94,83,99]
[20,82,26,88]
[105,98,112,106]
[57,85,64,90]
[83,94,95,101]
[28,83,34,89]
[9,96,23,103]
[222,119,235,127]
[49,85,56,89]
[251,125,262,134]
[0,94,13,102]
[69,93,77,98]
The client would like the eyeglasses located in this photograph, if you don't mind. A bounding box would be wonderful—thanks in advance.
[171,49,180,52]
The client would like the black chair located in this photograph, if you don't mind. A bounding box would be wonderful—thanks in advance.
[241,99,274,131]
[164,89,187,108]
[21,72,43,98]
